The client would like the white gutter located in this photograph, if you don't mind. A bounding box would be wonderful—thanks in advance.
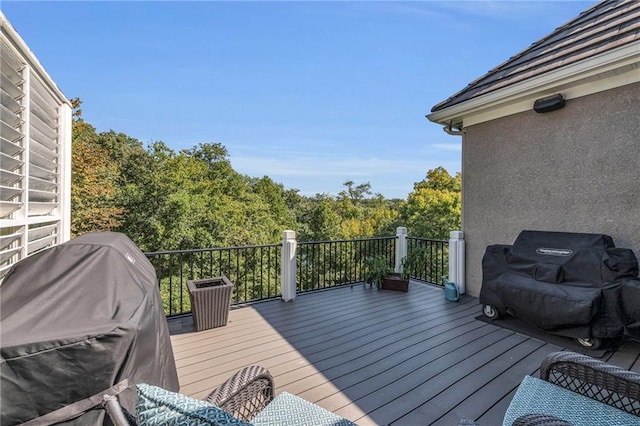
[427,41,640,129]
[443,122,464,136]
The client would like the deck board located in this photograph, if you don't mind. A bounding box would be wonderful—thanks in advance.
[435,343,556,425]
[168,282,640,425]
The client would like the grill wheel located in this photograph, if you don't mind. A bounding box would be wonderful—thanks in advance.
[576,337,602,350]
[482,304,500,320]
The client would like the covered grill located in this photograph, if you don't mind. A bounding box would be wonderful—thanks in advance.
[480,230,640,349]
[0,232,179,424]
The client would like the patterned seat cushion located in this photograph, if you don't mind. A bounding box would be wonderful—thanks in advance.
[252,392,356,426]
[136,383,250,426]
[503,376,640,426]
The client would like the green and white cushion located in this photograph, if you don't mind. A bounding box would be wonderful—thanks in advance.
[136,384,250,426]
[252,392,356,426]
[136,384,357,426]
[504,376,640,426]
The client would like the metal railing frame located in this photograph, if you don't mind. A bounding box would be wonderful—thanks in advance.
[146,229,456,317]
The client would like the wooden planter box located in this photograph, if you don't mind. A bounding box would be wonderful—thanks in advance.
[187,276,234,331]
[382,274,409,292]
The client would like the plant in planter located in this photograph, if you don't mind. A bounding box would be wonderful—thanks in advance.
[363,255,392,289]
[381,272,410,292]
[382,246,430,292]
[364,247,430,292]
[400,246,429,280]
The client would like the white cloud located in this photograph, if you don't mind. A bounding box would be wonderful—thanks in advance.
[226,142,461,198]
[228,150,461,198]
[431,143,462,153]
[230,155,429,178]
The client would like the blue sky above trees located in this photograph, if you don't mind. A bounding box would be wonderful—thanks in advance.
[2,1,595,198]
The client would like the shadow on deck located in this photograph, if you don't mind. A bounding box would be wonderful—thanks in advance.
[168,282,640,425]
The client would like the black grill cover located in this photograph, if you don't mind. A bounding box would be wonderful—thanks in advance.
[480,230,639,340]
[0,232,179,424]
[508,231,615,284]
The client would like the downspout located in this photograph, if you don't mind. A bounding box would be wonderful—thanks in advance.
[440,120,465,296]
[443,121,465,136]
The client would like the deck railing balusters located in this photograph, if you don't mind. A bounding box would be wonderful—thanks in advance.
[405,236,447,284]
[147,234,448,317]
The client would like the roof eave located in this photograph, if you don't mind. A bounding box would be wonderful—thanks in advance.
[427,41,640,129]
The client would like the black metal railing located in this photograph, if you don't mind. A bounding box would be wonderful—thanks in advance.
[406,236,448,285]
[146,244,281,317]
[147,235,449,317]
[297,236,396,292]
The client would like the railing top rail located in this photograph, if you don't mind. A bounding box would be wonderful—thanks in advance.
[145,236,441,257]
[407,236,448,243]
[150,230,451,317]
[145,243,282,256]
[298,236,396,246]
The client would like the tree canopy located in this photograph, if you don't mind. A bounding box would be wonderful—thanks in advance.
[70,100,461,250]
[401,167,462,239]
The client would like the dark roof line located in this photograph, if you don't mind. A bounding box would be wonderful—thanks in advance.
[431,0,640,113]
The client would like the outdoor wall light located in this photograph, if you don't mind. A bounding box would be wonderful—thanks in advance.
[534,94,565,113]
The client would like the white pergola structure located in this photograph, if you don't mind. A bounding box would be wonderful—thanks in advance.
[1,12,72,278]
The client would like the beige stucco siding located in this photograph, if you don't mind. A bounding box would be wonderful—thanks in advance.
[462,82,640,297]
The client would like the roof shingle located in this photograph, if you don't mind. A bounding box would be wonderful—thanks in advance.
[431,0,640,112]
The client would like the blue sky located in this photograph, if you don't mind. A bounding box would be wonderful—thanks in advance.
[2,1,595,199]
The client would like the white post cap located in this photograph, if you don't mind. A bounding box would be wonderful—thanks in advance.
[450,231,464,239]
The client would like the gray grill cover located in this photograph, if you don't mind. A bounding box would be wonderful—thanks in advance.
[1,232,179,424]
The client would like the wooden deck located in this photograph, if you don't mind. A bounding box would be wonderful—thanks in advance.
[168,282,640,425]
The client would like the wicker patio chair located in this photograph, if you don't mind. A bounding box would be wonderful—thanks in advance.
[204,365,275,421]
[540,351,640,416]
[504,351,640,425]
[104,365,274,425]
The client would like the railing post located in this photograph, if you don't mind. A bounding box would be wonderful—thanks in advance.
[281,230,297,302]
[395,226,407,273]
[448,231,465,294]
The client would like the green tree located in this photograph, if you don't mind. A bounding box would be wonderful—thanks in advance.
[70,99,124,237]
[295,194,341,241]
[339,180,372,203]
[401,167,461,239]
[71,101,446,251]
[334,181,400,239]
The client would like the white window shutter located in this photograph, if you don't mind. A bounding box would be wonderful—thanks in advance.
[1,13,71,278]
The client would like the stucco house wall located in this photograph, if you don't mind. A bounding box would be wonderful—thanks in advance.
[428,1,640,297]
[462,82,640,296]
